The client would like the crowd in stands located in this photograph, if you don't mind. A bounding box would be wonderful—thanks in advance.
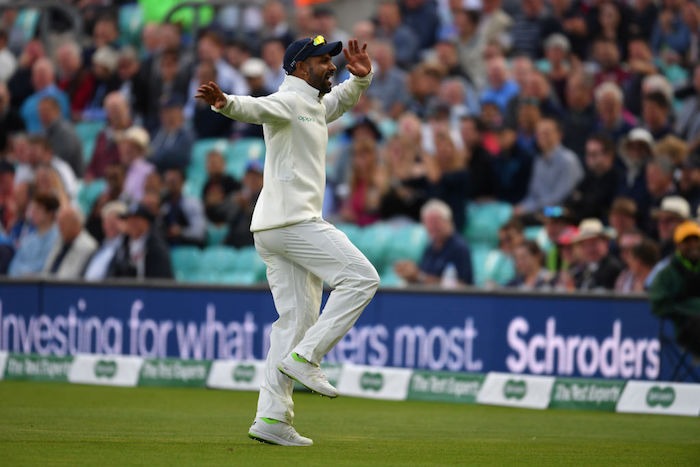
[1,0,700,295]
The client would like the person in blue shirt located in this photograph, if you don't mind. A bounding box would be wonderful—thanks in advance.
[8,193,60,277]
[19,58,70,134]
[394,198,473,287]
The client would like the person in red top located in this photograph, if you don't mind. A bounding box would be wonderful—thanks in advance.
[56,40,96,120]
[84,91,132,180]
[337,138,382,226]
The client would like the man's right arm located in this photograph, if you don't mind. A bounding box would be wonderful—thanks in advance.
[197,80,293,125]
[213,93,293,125]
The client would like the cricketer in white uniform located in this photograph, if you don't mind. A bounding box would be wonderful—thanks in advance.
[196,37,379,446]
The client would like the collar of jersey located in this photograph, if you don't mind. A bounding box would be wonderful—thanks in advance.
[281,75,323,102]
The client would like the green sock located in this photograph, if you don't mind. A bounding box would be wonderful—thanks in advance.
[291,352,310,364]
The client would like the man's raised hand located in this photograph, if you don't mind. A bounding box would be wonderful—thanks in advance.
[195,81,227,109]
[343,39,371,77]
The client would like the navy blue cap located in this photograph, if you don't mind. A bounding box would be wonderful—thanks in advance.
[283,36,342,74]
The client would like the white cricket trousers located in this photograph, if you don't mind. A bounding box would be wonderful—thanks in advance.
[253,218,380,423]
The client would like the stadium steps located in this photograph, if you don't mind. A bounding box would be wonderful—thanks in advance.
[172,244,266,285]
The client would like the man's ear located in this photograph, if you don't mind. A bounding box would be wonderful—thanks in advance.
[295,60,309,77]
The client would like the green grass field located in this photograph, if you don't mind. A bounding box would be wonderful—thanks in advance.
[1,381,698,466]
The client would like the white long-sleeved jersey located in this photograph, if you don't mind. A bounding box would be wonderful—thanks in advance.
[214,72,373,232]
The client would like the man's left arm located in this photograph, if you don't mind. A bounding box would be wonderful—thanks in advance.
[324,73,373,123]
[324,40,373,123]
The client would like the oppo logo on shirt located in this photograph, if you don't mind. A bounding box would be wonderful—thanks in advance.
[297,115,314,122]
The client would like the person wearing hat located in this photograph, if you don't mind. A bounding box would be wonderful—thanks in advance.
[82,46,121,121]
[239,58,273,139]
[83,200,127,281]
[538,205,576,273]
[570,218,623,291]
[651,195,690,256]
[551,225,583,291]
[649,221,700,359]
[608,197,638,241]
[108,203,173,280]
[197,38,377,446]
[617,127,655,226]
[118,126,155,205]
[644,195,692,287]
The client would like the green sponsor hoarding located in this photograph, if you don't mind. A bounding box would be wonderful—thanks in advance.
[503,379,527,400]
[94,360,117,378]
[408,371,484,404]
[645,386,675,408]
[232,364,256,383]
[139,359,211,387]
[360,372,384,391]
[3,354,73,382]
[549,378,626,411]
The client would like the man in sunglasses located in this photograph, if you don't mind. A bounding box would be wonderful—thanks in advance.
[197,37,377,446]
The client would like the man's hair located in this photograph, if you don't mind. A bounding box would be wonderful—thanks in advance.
[587,133,615,156]
[459,115,486,133]
[198,29,224,47]
[500,218,524,233]
[421,199,453,223]
[166,166,186,180]
[594,81,623,103]
[631,239,660,268]
[643,90,671,110]
[28,134,52,151]
[32,193,60,213]
[537,117,562,133]
[39,95,61,110]
[161,47,180,62]
[519,239,543,259]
